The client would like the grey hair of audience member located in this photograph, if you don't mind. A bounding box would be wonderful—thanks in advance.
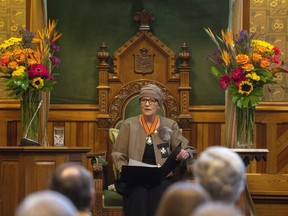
[49,162,95,212]
[193,146,246,203]
[191,201,244,216]
[156,182,210,216]
[15,190,77,216]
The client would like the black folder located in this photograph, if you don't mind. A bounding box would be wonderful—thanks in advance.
[119,143,182,186]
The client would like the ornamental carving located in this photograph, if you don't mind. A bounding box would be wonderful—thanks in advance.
[134,48,154,74]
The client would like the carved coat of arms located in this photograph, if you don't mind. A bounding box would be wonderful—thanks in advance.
[134,48,154,74]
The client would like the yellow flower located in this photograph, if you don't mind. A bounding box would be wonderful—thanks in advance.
[246,72,260,81]
[221,29,234,47]
[0,37,22,51]
[238,80,253,95]
[32,77,44,89]
[221,50,230,66]
[12,66,25,77]
[251,39,274,55]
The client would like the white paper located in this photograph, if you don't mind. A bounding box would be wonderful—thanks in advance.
[128,159,159,167]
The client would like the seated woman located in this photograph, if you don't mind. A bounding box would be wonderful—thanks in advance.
[112,83,193,216]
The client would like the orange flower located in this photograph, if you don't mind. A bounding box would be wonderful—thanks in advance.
[21,48,40,66]
[260,58,270,68]
[13,49,25,63]
[1,52,12,66]
[236,54,250,65]
[8,61,18,69]
[242,63,254,71]
[252,53,262,62]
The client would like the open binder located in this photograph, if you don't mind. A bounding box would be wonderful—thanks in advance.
[119,143,182,186]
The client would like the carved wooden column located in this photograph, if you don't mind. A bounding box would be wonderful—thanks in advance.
[97,42,110,122]
[177,42,192,131]
[96,43,111,153]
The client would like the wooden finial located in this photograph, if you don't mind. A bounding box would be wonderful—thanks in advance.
[134,9,155,31]
[97,42,110,66]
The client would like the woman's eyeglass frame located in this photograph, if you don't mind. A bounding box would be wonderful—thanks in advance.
[139,98,158,105]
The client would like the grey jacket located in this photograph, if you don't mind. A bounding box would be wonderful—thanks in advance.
[111,115,189,172]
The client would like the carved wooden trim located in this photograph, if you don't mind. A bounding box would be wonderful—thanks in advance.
[111,31,177,81]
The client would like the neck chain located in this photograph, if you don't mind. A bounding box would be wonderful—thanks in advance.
[141,114,159,145]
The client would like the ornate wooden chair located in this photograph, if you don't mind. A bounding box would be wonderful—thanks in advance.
[90,10,194,216]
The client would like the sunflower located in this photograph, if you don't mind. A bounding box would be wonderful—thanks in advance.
[32,77,44,89]
[238,81,253,95]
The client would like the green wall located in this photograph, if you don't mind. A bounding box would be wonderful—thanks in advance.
[47,0,229,104]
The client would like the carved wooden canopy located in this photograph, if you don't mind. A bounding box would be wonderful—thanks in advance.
[96,9,191,129]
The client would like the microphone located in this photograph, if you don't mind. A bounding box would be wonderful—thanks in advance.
[19,100,43,146]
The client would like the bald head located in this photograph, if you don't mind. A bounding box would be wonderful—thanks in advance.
[49,163,94,211]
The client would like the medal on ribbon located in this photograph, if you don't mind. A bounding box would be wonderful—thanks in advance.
[141,114,159,145]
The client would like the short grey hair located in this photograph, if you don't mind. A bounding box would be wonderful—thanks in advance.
[193,146,246,203]
[15,190,77,216]
[191,201,244,216]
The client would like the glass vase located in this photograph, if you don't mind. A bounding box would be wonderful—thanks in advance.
[21,89,41,142]
[235,106,255,148]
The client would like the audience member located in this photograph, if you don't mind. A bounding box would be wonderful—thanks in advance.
[49,162,95,215]
[191,201,244,216]
[193,146,246,203]
[15,190,77,216]
[155,181,210,216]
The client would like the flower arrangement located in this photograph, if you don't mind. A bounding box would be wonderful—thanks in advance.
[0,20,62,99]
[205,28,282,108]
[205,28,283,147]
[0,20,62,144]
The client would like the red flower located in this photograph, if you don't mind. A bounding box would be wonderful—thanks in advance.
[232,67,245,80]
[272,45,281,55]
[219,74,231,89]
[272,55,280,64]
[235,76,247,88]
[28,64,49,79]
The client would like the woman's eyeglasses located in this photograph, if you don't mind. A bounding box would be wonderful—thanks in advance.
[140,98,157,105]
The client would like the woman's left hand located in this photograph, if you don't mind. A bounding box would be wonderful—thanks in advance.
[176,149,190,161]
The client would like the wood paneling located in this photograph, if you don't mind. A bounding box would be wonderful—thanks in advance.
[0,146,90,216]
[0,103,288,215]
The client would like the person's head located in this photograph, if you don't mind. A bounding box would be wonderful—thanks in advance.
[191,201,244,216]
[193,146,246,203]
[139,83,164,117]
[49,162,95,212]
[156,182,210,216]
[15,190,77,216]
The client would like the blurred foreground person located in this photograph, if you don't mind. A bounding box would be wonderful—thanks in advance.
[193,146,246,203]
[191,201,244,216]
[15,190,77,216]
[49,162,95,216]
[156,181,210,216]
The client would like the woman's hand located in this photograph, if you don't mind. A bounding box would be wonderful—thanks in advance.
[176,149,190,161]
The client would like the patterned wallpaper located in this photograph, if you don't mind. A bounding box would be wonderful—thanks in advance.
[250,0,288,102]
[0,0,26,99]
